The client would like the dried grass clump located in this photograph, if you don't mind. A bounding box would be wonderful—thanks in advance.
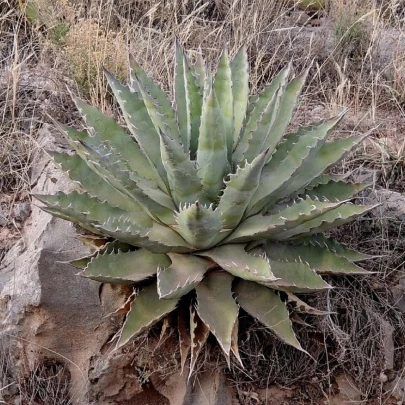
[64,19,129,105]
[0,337,72,405]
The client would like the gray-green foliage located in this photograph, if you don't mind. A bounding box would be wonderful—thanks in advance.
[36,42,374,376]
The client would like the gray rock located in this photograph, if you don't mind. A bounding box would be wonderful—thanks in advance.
[385,376,405,401]
[0,125,116,404]
[0,209,7,226]
[353,168,381,185]
[392,278,405,313]
[330,374,362,404]
[364,190,405,222]
[12,202,31,222]
[382,320,395,370]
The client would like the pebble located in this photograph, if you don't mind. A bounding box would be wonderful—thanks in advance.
[13,202,31,222]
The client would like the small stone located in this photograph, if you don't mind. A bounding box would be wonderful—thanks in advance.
[0,209,8,226]
[380,372,389,383]
[353,168,381,184]
[330,374,362,404]
[392,278,405,313]
[365,190,405,222]
[291,10,311,26]
[385,376,405,400]
[13,202,31,222]
[382,320,395,370]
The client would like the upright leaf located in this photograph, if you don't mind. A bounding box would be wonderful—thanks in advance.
[197,89,229,202]
[73,96,159,185]
[174,40,203,154]
[233,63,291,164]
[130,58,180,143]
[214,46,233,162]
[263,66,311,162]
[158,131,208,207]
[217,149,268,229]
[231,45,249,148]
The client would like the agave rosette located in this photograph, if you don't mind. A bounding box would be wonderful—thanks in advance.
[35,42,375,374]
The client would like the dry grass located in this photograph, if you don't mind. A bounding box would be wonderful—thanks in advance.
[0,336,72,404]
[1,0,405,403]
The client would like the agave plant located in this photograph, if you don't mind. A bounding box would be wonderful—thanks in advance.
[35,42,375,375]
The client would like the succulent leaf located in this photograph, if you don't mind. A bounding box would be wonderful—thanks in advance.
[262,67,310,163]
[118,281,178,347]
[195,271,238,358]
[235,280,305,352]
[192,52,206,90]
[158,131,208,207]
[197,88,229,201]
[227,197,346,243]
[73,97,159,185]
[275,203,377,240]
[296,234,375,262]
[104,71,169,191]
[300,180,369,202]
[231,46,249,148]
[50,151,141,213]
[262,257,332,293]
[34,191,150,232]
[274,134,369,203]
[80,249,170,283]
[197,244,277,282]
[234,63,291,164]
[214,46,234,162]
[129,58,180,143]
[174,40,203,155]
[264,242,370,275]
[157,253,214,299]
[75,140,176,224]
[248,115,344,214]
[242,88,281,163]
[217,149,268,229]
[69,241,132,269]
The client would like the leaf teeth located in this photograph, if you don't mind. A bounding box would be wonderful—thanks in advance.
[189,308,210,380]
[157,254,212,300]
[118,282,178,348]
